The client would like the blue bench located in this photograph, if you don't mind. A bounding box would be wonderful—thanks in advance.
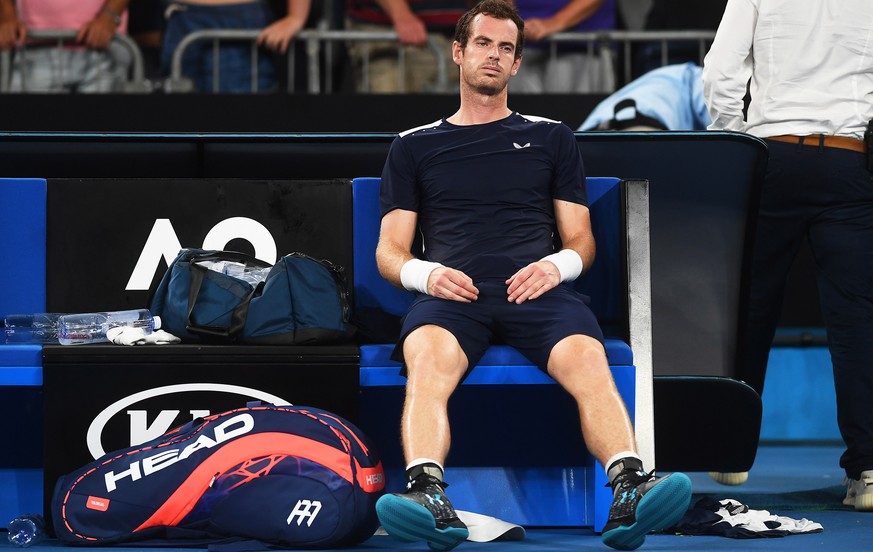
[0,178,47,527]
[351,176,653,531]
[0,174,653,532]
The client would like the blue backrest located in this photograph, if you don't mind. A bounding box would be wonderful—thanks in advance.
[351,176,627,338]
[0,178,47,318]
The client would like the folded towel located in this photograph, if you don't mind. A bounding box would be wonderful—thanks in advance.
[107,327,181,346]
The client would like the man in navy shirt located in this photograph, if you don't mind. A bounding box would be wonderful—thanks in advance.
[374,1,692,550]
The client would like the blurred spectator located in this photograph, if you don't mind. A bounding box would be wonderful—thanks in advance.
[579,62,709,131]
[160,0,310,93]
[511,0,617,93]
[634,0,727,78]
[344,0,469,93]
[127,0,163,81]
[0,0,132,92]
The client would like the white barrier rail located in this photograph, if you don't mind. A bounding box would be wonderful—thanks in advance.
[2,28,715,94]
[165,27,714,94]
[0,30,150,93]
[517,29,715,91]
[166,28,449,94]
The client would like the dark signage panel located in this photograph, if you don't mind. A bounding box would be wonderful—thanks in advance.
[45,179,354,313]
[42,345,360,526]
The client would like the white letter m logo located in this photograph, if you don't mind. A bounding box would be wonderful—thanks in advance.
[287,500,322,527]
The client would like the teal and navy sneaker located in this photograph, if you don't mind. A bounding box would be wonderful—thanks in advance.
[376,474,469,551]
[601,469,692,550]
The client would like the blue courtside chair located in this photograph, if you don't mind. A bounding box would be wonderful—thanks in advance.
[351,176,653,532]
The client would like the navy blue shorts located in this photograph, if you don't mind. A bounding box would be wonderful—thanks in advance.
[393,280,604,377]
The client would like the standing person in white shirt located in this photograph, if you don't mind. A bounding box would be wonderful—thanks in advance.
[703,0,873,510]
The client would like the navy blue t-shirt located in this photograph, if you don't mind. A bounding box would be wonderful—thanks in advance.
[380,112,588,281]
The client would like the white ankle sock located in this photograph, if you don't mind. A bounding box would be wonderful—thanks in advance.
[406,458,444,481]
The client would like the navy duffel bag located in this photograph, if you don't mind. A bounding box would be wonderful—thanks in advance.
[150,248,353,344]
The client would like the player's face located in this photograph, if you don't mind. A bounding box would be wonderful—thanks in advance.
[454,14,521,95]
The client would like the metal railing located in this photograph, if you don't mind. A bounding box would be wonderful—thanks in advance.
[609,29,716,84]
[2,28,715,94]
[0,30,150,93]
[167,27,713,94]
[167,27,449,94]
[297,28,449,93]
[521,29,715,90]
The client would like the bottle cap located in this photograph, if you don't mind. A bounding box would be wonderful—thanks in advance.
[153,316,162,330]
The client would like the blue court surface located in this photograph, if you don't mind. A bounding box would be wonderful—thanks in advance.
[3,443,871,552]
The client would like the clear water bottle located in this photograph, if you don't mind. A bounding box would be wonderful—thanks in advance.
[3,313,65,344]
[7,514,46,547]
[57,309,161,346]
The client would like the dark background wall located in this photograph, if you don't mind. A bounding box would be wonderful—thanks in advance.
[0,93,604,133]
[0,92,822,329]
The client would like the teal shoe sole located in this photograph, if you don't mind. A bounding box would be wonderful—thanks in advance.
[376,494,469,551]
[601,472,693,551]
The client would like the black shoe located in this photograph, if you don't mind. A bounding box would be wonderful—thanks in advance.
[601,469,692,550]
[376,474,469,551]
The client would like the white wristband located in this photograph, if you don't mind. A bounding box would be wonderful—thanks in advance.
[400,259,444,294]
[540,249,584,282]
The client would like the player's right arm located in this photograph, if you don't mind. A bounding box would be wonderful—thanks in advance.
[376,208,479,302]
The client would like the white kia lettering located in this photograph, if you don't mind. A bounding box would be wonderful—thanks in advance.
[103,413,255,492]
[125,217,278,291]
[127,410,181,446]
[87,383,290,459]
[128,409,213,447]
[287,500,322,527]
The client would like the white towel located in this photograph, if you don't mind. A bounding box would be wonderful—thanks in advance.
[455,510,525,542]
[107,327,181,346]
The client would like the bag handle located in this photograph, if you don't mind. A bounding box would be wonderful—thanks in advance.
[187,250,272,269]
[184,251,269,339]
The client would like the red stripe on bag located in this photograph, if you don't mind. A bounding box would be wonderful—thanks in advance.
[321,413,370,455]
[133,432,353,531]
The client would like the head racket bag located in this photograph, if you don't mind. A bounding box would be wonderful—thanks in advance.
[52,404,384,549]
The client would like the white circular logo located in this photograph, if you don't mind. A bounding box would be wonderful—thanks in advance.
[203,217,277,263]
[86,383,291,459]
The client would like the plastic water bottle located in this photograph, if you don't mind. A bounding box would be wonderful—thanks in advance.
[57,309,161,346]
[198,260,270,286]
[7,514,46,547]
[3,313,65,344]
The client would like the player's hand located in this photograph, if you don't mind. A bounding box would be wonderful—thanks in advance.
[505,260,560,304]
[427,266,479,302]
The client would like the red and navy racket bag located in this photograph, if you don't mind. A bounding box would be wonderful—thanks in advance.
[51,404,385,549]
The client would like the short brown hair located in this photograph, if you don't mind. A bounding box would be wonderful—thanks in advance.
[454,0,525,59]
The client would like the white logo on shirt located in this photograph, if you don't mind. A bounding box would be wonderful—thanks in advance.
[513,142,531,149]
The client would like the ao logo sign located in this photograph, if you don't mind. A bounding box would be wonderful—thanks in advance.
[125,217,277,291]
[86,383,291,459]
